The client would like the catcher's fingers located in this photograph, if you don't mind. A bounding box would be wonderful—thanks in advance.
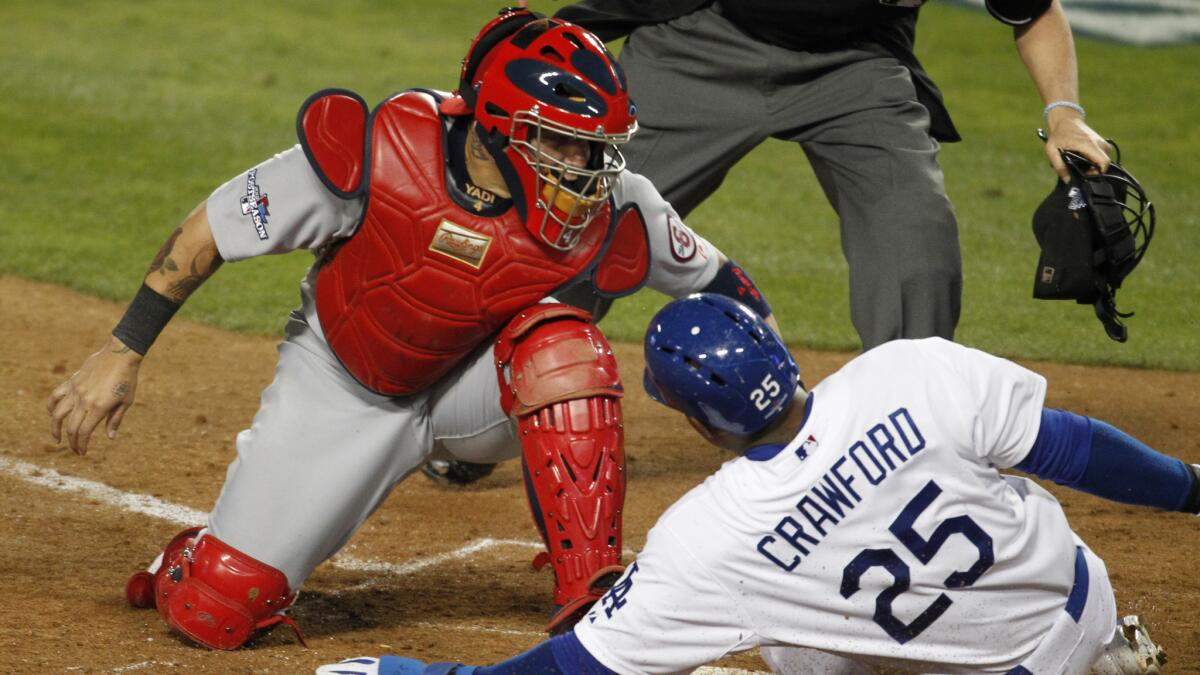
[107,403,130,440]
[46,377,75,415]
[61,404,88,454]
[49,389,78,443]
[60,386,120,454]
[72,406,110,455]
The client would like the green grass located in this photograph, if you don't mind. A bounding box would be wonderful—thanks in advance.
[2,1,1197,368]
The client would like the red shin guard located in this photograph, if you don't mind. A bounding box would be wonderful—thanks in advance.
[495,304,627,632]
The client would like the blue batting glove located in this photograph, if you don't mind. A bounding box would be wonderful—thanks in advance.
[315,657,477,675]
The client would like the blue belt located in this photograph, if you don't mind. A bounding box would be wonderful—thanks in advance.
[1005,546,1089,675]
[1064,546,1090,622]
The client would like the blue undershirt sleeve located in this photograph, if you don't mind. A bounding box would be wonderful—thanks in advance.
[1015,407,1091,485]
[474,632,615,675]
[1016,408,1199,512]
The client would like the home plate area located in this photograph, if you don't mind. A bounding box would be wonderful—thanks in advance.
[0,456,769,673]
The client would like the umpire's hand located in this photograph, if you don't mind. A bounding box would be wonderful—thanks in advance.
[47,335,142,455]
[1044,108,1114,181]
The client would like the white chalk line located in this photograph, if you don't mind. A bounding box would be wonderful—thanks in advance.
[335,537,542,592]
[1,455,210,524]
[1,456,767,674]
[0,456,544,579]
[111,661,179,673]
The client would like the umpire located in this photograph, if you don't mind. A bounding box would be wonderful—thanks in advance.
[554,0,1114,349]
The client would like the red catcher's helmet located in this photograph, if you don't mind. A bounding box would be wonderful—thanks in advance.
[458,8,637,251]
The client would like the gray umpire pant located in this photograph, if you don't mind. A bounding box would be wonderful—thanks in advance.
[617,4,962,349]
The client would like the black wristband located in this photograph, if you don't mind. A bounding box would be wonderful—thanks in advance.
[1182,463,1200,515]
[700,259,773,319]
[112,283,181,356]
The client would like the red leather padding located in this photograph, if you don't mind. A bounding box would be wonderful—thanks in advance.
[126,525,203,609]
[493,303,626,619]
[154,534,304,650]
[592,203,651,298]
[298,89,368,197]
[519,397,625,611]
[493,303,623,417]
[314,91,610,397]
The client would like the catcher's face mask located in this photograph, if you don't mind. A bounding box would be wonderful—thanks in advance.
[463,13,637,251]
[1031,146,1155,342]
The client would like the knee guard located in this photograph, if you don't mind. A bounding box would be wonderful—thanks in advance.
[126,526,203,609]
[144,530,305,650]
[494,304,627,633]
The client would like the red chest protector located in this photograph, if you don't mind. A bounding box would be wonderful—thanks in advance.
[298,89,648,396]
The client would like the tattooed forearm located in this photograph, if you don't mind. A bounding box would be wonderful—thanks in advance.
[164,254,224,303]
[147,226,184,276]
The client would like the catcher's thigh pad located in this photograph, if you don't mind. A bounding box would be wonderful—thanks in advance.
[154,532,304,650]
[495,304,626,631]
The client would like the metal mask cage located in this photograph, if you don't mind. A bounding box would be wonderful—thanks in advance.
[510,109,636,250]
[1062,150,1156,273]
[1094,165,1155,271]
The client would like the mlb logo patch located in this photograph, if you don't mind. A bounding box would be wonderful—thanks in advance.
[796,435,818,460]
[1067,186,1087,211]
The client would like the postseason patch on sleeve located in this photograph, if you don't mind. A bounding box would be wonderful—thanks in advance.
[207,145,365,262]
[239,168,271,240]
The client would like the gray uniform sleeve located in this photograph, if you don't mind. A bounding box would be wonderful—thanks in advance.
[206,145,365,262]
[612,171,722,297]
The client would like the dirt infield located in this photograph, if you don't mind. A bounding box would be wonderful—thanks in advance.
[2,274,1198,673]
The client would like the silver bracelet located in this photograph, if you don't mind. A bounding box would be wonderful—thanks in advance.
[1043,101,1086,120]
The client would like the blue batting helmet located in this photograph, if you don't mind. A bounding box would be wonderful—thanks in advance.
[643,293,800,436]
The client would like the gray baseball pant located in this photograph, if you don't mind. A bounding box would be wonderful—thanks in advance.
[617,4,962,349]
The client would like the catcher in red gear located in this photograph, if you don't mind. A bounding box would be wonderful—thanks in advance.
[48,7,779,649]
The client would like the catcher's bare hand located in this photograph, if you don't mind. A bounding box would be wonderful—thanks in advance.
[47,336,143,455]
[1044,109,1113,182]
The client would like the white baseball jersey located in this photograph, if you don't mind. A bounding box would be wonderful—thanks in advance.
[576,338,1116,673]
[195,142,722,589]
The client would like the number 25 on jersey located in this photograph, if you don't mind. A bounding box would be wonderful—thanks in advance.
[840,480,995,644]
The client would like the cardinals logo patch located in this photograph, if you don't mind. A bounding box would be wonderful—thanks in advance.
[667,215,697,262]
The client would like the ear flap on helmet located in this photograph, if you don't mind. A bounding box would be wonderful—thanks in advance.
[459,8,544,107]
